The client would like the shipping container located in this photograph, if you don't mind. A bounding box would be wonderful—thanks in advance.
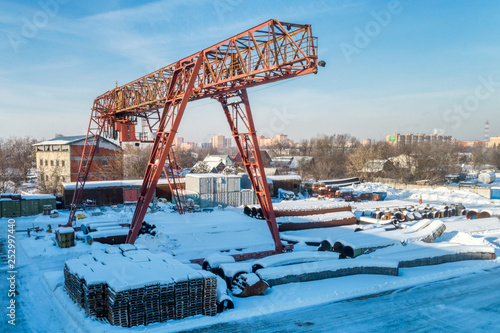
[21,199,40,216]
[1,199,21,218]
[38,197,57,211]
[492,188,500,200]
[185,174,215,194]
[198,190,256,208]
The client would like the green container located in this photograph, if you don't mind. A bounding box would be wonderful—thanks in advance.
[38,197,56,212]
[2,200,21,218]
[21,199,40,216]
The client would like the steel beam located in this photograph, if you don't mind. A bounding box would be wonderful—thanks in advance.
[126,55,203,244]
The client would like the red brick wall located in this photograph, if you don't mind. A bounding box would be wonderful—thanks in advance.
[70,144,122,181]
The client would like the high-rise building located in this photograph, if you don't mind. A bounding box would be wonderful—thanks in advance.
[173,137,184,151]
[211,135,225,149]
[484,120,490,142]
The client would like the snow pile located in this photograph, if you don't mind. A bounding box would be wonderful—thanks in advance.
[276,211,355,224]
[407,187,492,205]
[349,183,411,200]
[252,251,340,270]
[271,199,351,212]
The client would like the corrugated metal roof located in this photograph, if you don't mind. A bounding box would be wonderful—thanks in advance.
[34,135,120,147]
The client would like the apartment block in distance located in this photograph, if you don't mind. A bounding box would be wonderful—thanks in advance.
[386,133,454,146]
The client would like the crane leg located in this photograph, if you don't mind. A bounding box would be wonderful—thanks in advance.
[217,89,292,254]
[62,106,107,227]
[126,56,203,244]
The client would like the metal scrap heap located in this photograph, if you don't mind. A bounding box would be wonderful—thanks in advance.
[63,245,217,327]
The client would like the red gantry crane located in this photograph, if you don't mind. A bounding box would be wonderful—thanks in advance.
[63,19,321,260]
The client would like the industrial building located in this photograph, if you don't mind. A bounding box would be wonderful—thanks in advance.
[34,135,122,191]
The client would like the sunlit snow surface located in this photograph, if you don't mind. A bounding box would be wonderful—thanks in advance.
[2,183,500,332]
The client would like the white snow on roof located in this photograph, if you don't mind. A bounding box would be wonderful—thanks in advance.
[62,178,179,190]
[65,248,217,291]
[186,173,240,179]
[269,199,350,212]
[276,211,355,224]
[267,175,302,181]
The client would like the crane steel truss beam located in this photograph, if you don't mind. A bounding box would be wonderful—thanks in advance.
[64,19,318,255]
[93,20,317,117]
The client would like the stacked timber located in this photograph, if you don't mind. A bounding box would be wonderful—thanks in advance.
[329,219,447,258]
[256,259,399,286]
[245,200,354,231]
[276,211,357,231]
[244,199,351,219]
[64,247,218,327]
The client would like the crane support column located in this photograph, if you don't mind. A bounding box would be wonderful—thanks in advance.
[126,55,203,244]
[62,104,108,227]
[217,89,291,254]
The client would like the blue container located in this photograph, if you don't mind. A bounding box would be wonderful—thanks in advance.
[491,188,500,200]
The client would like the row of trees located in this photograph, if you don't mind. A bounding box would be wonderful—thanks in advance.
[0,137,37,192]
[290,134,500,184]
[2,134,499,194]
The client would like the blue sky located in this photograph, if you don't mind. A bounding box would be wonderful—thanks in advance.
[1,0,499,143]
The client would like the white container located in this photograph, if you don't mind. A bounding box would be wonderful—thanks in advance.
[478,171,496,184]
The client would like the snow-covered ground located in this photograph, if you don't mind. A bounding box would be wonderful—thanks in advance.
[2,183,500,332]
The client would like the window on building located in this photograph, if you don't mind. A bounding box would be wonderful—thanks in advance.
[52,145,60,151]
[61,145,69,151]
[61,160,65,167]
[45,160,48,166]
[56,160,59,167]
[82,160,87,167]
[50,160,54,166]
[39,159,43,166]
[102,159,109,167]
[36,146,43,151]
[44,145,50,151]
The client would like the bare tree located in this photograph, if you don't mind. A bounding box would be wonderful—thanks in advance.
[486,147,500,170]
[191,161,211,173]
[123,144,151,179]
[300,134,357,180]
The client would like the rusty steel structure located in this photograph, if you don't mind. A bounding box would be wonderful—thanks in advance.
[63,19,319,258]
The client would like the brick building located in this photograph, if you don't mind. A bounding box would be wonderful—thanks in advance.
[35,135,122,191]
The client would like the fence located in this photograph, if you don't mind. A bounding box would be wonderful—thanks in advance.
[198,190,257,208]
[373,178,493,199]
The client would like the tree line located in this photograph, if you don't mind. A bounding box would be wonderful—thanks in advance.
[0,136,37,192]
[1,135,499,194]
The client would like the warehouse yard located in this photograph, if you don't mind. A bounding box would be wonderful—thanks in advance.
[2,183,500,332]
